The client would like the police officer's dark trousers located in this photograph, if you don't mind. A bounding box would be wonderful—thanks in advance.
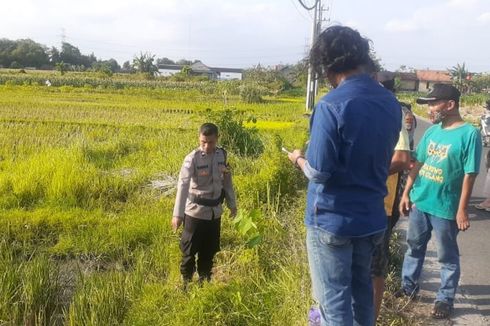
[180,214,221,282]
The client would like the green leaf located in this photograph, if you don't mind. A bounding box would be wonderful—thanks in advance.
[247,235,262,248]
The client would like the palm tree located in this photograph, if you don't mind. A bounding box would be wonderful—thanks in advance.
[132,52,158,77]
[448,62,469,93]
[55,61,67,75]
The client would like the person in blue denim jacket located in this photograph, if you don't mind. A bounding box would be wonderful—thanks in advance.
[288,25,401,326]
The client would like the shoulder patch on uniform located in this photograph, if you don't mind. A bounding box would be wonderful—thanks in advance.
[183,160,192,169]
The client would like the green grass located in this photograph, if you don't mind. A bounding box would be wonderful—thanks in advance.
[0,82,418,325]
[0,83,313,325]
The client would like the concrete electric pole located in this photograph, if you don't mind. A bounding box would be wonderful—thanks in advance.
[305,1,319,111]
[301,0,328,111]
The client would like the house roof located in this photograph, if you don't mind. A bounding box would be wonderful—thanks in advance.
[416,70,451,82]
[158,64,183,70]
[190,61,213,73]
[398,72,418,81]
[211,67,243,73]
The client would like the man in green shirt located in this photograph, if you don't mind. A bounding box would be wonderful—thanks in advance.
[398,84,481,319]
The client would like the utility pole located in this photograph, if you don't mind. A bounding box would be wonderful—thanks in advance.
[313,4,323,100]
[304,0,326,111]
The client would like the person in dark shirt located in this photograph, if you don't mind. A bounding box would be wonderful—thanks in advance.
[288,25,401,326]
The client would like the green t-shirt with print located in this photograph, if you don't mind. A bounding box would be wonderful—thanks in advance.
[410,122,481,219]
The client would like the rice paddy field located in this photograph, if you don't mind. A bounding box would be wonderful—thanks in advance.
[0,80,317,325]
[0,74,427,325]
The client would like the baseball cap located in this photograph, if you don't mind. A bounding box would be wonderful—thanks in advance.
[416,83,460,104]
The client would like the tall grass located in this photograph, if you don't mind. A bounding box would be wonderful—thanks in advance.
[0,241,62,325]
[0,83,413,325]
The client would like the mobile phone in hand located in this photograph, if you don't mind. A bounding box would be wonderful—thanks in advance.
[281,147,291,154]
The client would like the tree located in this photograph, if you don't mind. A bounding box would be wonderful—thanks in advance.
[9,61,22,69]
[92,62,113,77]
[11,39,49,68]
[60,42,83,66]
[396,65,415,73]
[48,46,60,64]
[472,74,490,93]
[448,62,470,93]
[121,60,134,73]
[104,58,120,72]
[157,57,175,65]
[55,61,68,75]
[243,64,292,95]
[0,39,16,67]
[81,53,98,68]
[181,65,191,76]
[369,49,383,72]
[279,60,308,88]
[0,38,49,68]
[93,58,120,73]
[59,42,97,70]
[132,52,158,77]
[176,58,193,65]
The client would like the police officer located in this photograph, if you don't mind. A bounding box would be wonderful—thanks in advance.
[172,123,237,285]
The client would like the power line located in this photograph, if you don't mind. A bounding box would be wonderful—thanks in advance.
[64,35,306,54]
[298,0,320,11]
[289,0,313,21]
[60,35,306,67]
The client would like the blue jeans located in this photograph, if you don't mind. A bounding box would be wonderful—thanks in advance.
[306,226,383,326]
[401,206,460,305]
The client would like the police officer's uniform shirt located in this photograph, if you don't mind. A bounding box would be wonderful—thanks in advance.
[173,147,236,220]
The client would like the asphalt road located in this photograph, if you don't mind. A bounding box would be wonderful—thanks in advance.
[413,115,490,323]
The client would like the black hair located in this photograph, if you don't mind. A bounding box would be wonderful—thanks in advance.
[199,123,219,136]
[309,25,373,76]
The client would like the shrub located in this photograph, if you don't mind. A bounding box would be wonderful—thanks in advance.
[9,61,22,69]
[239,83,263,103]
[206,109,264,157]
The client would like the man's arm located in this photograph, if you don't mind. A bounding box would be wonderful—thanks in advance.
[390,117,411,175]
[223,168,237,217]
[389,150,410,175]
[172,155,194,231]
[456,174,477,231]
[289,150,307,172]
[457,128,482,231]
[399,160,423,216]
[288,102,339,183]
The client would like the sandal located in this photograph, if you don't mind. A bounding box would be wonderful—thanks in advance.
[431,301,452,319]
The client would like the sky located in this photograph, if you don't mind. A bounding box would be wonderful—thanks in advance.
[2,0,490,72]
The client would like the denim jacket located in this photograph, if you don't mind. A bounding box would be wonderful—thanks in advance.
[304,74,401,237]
